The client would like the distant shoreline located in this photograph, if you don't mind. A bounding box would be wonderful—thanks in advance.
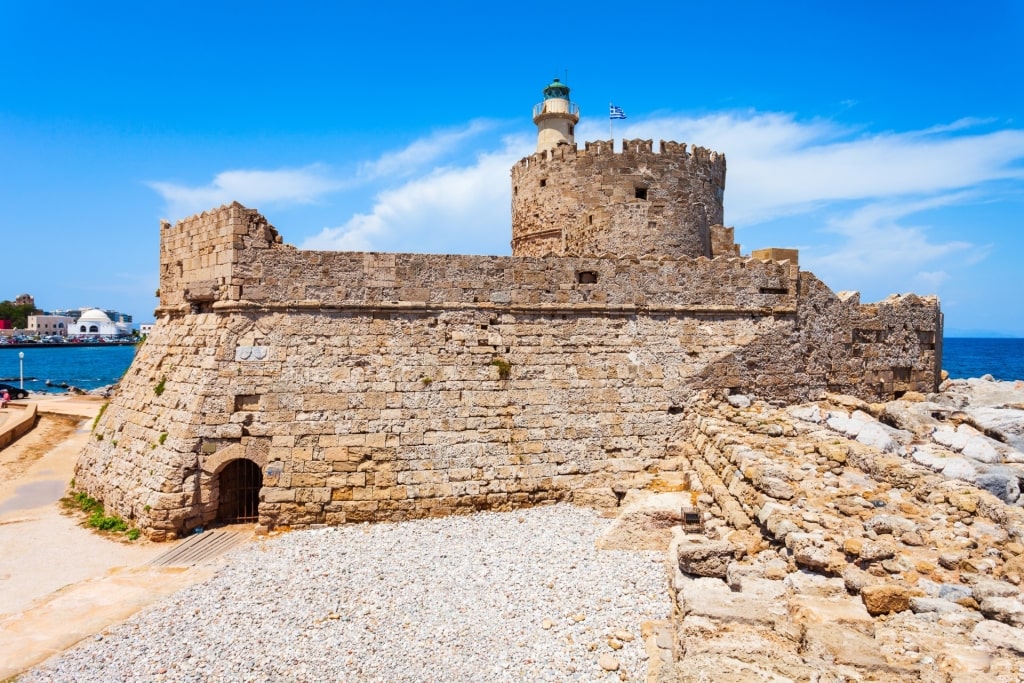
[0,341,136,349]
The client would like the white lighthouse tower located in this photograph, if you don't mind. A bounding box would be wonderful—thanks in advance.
[532,78,580,152]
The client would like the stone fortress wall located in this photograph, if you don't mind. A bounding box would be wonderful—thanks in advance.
[511,139,725,258]
[74,192,941,539]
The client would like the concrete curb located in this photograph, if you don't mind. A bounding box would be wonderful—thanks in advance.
[0,402,38,451]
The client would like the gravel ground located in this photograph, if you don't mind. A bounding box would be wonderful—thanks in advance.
[22,504,668,682]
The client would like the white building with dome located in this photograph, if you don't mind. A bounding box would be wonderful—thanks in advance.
[70,308,131,338]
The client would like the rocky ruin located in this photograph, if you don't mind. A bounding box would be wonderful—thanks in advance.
[64,79,1024,680]
[598,379,1024,681]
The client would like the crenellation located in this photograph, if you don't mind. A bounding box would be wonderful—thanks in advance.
[622,138,654,154]
[582,139,614,155]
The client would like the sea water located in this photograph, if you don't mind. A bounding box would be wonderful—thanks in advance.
[0,338,1021,394]
[0,345,137,393]
[942,338,1024,382]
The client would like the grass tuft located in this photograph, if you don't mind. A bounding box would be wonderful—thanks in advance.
[490,357,512,380]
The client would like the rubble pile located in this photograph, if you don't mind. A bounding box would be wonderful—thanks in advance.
[646,379,1024,681]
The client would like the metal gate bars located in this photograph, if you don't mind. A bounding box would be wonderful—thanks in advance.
[217,459,262,523]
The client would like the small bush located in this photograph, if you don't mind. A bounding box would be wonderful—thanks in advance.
[88,511,128,532]
[95,433,104,441]
[158,432,168,445]
[72,491,104,515]
[66,491,138,539]
[154,377,166,396]
[490,357,512,380]
[420,376,433,386]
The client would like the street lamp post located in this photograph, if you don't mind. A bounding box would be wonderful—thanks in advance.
[19,352,24,390]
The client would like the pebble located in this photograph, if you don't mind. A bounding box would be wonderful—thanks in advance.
[21,505,666,683]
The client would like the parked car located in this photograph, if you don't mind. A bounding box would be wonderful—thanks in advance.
[0,383,29,399]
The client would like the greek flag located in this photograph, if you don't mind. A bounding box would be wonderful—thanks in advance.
[609,104,627,120]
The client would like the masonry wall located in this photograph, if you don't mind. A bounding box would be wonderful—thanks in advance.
[511,140,726,258]
[74,204,941,539]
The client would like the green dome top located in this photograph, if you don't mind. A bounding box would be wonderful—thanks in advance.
[542,78,571,100]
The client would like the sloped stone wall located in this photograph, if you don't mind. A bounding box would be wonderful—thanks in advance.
[75,205,941,538]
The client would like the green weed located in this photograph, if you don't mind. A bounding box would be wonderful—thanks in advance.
[65,491,138,539]
[91,402,109,432]
[490,357,512,380]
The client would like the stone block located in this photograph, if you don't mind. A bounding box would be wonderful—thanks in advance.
[972,619,1024,655]
[861,584,913,615]
[295,487,331,503]
[786,533,838,572]
[290,447,314,461]
[262,487,296,503]
[676,577,787,626]
[980,597,1024,626]
[572,487,618,509]
[675,535,741,578]
[800,623,889,670]
[290,473,327,487]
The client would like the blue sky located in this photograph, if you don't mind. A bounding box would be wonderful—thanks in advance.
[1,1,1022,335]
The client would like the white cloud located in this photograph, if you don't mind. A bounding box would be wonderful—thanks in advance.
[359,120,496,180]
[147,122,502,224]
[581,112,1024,225]
[805,196,979,294]
[914,271,951,290]
[148,165,347,220]
[302,134,532,254]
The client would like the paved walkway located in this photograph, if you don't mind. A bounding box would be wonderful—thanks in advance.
[0,395,247,679]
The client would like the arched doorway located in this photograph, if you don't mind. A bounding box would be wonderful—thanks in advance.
[217,459,262,523]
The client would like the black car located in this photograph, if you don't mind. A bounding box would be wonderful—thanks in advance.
[0,383,29,399]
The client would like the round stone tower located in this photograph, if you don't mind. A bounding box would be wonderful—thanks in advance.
[511,82,727,258]
[532,78,579,153]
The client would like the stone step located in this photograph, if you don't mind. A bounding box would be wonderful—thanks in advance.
[147,529,250,567]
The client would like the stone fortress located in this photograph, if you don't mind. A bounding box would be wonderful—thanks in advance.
[75,79,943,540]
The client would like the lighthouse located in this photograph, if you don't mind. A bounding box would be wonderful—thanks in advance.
[532,78,580,152]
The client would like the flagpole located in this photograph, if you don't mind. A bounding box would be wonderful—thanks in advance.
[609,102,613,142]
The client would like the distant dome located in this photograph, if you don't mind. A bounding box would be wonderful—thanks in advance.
[78,309,112,323]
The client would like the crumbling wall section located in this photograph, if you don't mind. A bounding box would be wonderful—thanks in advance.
[158,202,286,312]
